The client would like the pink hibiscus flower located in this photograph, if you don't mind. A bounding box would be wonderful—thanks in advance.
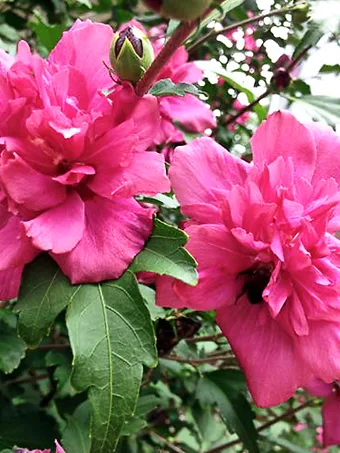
[306,378,340,447]
[0,19,170,298]
[15,440,65,453]
[121,20,216,144]
[157,111,340,407]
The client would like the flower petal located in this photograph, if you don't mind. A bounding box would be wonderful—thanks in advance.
[52,196,153,283]
[0,156,66,211]
[251,111,316,181]
[23,192,85,254]
[169,137,250,219]
[217,302,312,407]
[322,393,340,446]
[0,266,24,301]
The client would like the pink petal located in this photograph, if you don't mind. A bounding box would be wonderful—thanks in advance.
[296,321,340,382]
[322,392,340,446]
[23,192,85,254]
[160,95,216,133]
[251,111,316,181]
[53,165,95,185]
[305,377,333,398]
[0,266,24,301]
[306,121,340,185]
[52,196,153,283]
[110,83,161,151]
[155,276,187,309]
[217,302,312,407]
[169,137,250,219]
[0,156,66,211]
[55,440,66,453]
[49,20,113,100]
[89,151,170,198]
[0,206,38,271]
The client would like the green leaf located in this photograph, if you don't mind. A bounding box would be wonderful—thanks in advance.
[46,350,74,396]
[139,285,166,321]
[0,321,26,374]
[197,370,259,453]
[31,14,66,53]
[62,402,91,453]
[131,219,198,286]
[149,78,203,98]
[265,436,312,453]
[15,255,80,348]
[193,0,245,35]
[320,64,340,73]
[0,410,58,450]
[290,95,340,126]
[66,271,157,452]
[198,63,266,122]
[293,21,323,58]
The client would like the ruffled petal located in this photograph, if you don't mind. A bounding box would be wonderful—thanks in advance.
[0,156,66,211]
[217,302,312,407]
[322,393,340,446]
[23,192,85,254]
[89,151,170,198]
[251,111,316,181]
[52,196,153,283]
[0,266,24,301]
[169,137,250,219]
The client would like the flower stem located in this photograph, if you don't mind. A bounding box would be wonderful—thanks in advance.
[135,1,224,97]
[188,2,306,53]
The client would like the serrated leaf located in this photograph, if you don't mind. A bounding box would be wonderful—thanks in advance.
[66,271,157,452]
[0,321,26,374]
[131,219,198,286]
[149,78,203,98]
[290,95,340,126]
[197,370,259,453]
[15,255,80,348]
[62,402,91,453]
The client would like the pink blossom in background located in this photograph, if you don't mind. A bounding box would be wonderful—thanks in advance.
[122,20,216,145]
[306,378,340,447]
[0,19,170,299]
[15,440,65,453]
[157,111,340,407]
[227,99,250,131]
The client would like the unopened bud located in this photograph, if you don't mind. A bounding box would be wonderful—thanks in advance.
[110,26,154,84]
[271,67,292,92]
[143,0,213,21]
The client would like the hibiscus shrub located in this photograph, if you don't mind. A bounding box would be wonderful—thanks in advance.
[0,0,340,452]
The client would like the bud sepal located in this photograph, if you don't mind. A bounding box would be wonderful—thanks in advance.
[110,26,154,84]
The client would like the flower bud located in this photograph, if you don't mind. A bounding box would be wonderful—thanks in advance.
[271,67,292,92]
[143,0,213,21]
[110,26,154,84]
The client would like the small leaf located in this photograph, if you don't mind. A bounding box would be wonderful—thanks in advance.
[131,219,198,286]
[66,271,157,452]
[15,255,80,348]
[290,95,340,126]
[193,0,245,35]
[0,321,26,374]
[149,78,203,98]
[31,13,66,53]
[293,21,323,58]
[62,402,91,453]
[197,370,259,453]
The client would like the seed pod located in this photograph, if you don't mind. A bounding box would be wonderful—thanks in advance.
[143,0,213,21]
[110,26,154,84]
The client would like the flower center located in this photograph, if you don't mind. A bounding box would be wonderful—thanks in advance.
[237,262,274,305]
